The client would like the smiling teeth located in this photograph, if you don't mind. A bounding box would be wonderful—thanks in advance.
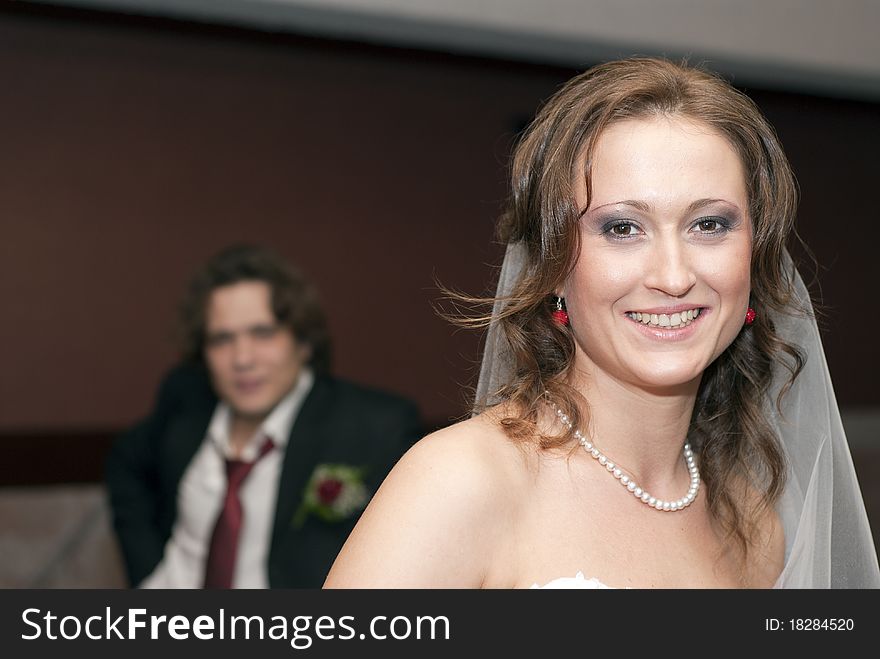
[626,308,702,329]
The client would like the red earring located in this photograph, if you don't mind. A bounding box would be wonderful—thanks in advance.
[744,306,756,325]
[552,296,569,326]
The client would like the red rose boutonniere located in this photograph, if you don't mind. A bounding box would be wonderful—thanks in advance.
[292,464,369,528]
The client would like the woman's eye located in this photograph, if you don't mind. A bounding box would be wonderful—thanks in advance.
[698,219,718,231]
[693,217,729,234]
[603,221,640,238]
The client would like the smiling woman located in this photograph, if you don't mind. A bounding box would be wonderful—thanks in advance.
[323,57,880,589]
[565,117,753,390]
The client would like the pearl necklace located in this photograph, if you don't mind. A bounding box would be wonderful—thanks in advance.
[547,397,700,512]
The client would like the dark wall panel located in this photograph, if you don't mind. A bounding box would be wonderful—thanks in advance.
[0,8,877,449]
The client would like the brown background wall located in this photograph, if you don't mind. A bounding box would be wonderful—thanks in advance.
[0,7,878,452]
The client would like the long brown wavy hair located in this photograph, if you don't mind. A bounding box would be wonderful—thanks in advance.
[470,57,809,572]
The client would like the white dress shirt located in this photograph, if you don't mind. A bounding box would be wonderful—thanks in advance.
[140,368,314,588]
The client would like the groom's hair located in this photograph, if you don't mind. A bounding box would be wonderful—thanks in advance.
[177,244,332,373]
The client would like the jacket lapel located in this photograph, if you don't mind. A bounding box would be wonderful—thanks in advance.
[162,363,219,498]
[270,376,334,554]
[163,407,215,498]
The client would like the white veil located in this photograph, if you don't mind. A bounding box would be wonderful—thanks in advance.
[476,242,880,588]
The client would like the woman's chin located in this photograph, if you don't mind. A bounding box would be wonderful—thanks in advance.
[625,365,704,393]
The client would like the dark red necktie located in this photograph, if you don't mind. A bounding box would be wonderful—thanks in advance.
[203,437,274,589]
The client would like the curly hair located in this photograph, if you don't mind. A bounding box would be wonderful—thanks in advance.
[178,244,332,373]
[472,57,809,572]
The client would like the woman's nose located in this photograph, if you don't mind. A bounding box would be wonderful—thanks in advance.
[645,238,697,297]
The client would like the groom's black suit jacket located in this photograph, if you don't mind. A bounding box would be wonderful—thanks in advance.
[105,363,422,588]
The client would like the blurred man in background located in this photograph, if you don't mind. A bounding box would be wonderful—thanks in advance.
[106,245,422,588]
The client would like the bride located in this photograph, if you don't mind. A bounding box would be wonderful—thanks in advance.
[324,57,879,588]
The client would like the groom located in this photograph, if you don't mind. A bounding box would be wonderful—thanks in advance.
[106,245,422,588]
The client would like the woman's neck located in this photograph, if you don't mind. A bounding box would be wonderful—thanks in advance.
[567,363,701,494]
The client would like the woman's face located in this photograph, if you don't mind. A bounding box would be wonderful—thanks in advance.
[563,115,752,392]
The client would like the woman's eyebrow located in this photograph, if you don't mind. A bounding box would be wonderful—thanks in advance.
[590,199,652,213]
[588,197,740,214]
[685,198,741,214]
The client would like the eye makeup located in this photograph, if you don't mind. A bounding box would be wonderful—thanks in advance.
[584,201,745,242]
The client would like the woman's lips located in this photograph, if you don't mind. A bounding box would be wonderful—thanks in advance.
[624,307,710,342]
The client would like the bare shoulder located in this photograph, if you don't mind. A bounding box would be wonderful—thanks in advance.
[324,408,528,588]
[363,413,523,527]
[395,409,521,479]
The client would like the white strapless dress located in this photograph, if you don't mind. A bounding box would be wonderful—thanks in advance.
[530,572,614,589]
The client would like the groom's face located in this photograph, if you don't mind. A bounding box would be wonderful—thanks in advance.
[203,280,311,422]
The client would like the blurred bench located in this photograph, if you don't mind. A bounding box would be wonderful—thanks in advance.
[0,484,126,588]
